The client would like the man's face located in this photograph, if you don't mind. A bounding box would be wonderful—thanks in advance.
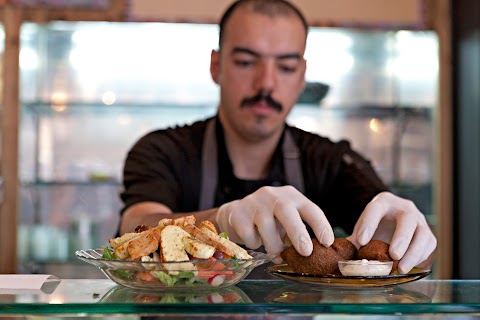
[211,8,307,142]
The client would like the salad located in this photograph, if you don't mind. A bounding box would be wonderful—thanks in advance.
[102,216,253,287]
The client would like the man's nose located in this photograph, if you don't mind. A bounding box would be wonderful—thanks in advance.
[254,60,276,92]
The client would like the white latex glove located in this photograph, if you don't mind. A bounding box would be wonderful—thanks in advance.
[216,185,334,258]
[347,191,437,274]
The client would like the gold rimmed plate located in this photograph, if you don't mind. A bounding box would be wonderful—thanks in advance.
[265,264,431,289]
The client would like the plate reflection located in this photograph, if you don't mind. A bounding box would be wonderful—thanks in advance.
[99,285,252,304]
[265,283,433,304]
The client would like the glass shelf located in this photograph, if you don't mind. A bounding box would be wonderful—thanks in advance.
[22,101,217,114]
[18,101,434,268]
[1,279,479,317]
[21,180,121,186]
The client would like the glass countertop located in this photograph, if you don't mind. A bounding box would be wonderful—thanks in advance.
[1,279,480,317]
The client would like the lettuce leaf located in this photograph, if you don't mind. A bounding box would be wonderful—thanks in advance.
[151,271,197,286]
[102,246,117,260]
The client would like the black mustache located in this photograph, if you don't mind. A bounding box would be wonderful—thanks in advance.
[241,92,283,112]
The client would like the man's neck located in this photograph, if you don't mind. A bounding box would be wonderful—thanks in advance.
[220,122,283,180]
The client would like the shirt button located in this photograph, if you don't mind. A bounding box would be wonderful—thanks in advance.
[223,186,231,194]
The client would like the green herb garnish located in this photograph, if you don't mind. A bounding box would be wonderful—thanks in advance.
[219,232,229,239]
[102,246,117,260]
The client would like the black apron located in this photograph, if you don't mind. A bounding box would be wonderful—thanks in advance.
[199,118,305,210]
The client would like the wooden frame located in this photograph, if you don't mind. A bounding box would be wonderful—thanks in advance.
[0,0,127,274]
[0,4,21,275]
[427,0,453,279]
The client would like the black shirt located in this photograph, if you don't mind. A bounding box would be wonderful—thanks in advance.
[215,119,287,205]
[121,116,388,235]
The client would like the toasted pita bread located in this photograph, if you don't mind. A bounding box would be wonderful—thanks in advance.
[108,232,140,250]
[158,215,196,228]
[198,220,217,234]
[160,225,197,274]
[127,226,162,260]
[182,235,215,259]
[183,224,234,257]
[200,227,252,260]
[114,236,138,260]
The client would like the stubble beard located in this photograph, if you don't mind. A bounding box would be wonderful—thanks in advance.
[219,102,282,143]
[241,114,280,142]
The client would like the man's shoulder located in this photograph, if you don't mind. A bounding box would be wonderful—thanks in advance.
[287,124,353,155]
[287,124,338,145]
[128,118,212,158]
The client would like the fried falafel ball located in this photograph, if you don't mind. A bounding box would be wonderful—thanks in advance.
[331,238,357,260]
[280,238,357,276]
[357,239,399,273]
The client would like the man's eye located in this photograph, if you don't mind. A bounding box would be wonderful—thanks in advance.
[278,65,296,73]
[234,60,254,67]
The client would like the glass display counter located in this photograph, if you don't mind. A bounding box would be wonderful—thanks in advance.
[1,279,479,318]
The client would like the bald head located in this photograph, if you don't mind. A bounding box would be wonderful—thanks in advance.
[218,0,309,50]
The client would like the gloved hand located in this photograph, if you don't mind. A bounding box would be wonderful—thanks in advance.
[347,191,437,274]
[216,185,334,258]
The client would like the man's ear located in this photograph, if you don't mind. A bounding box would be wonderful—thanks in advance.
[210,49,220,84]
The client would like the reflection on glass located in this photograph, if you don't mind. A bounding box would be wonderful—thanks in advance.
[265,283,433,304]
[0,25,4,52]
[19,22,438,108]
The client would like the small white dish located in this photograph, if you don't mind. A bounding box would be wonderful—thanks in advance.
[338,259,393,277]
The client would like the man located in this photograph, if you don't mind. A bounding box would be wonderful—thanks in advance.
[120,0,436,274]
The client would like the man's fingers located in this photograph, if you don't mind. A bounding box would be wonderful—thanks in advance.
[389,205,429,260]
[237,223,262,249]
[346,234,360,249]
[297,201,334,247]
[388,215,417,260]
[352,198,387,245]
[253,207,284,255]
[346,192,437,274]
[396,226,436,274]
[274,200,313,256]
[229,205,262,249]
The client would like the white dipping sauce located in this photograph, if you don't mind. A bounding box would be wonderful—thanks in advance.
[339,259,393,276]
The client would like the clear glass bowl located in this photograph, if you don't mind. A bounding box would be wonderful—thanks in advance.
[76,249,274,290]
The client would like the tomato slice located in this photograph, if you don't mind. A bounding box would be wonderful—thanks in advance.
[196,257,217,269]
[196,269,235,279]
[135,271,157,283]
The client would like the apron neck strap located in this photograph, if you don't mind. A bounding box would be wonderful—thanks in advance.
[199,118,304,210]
